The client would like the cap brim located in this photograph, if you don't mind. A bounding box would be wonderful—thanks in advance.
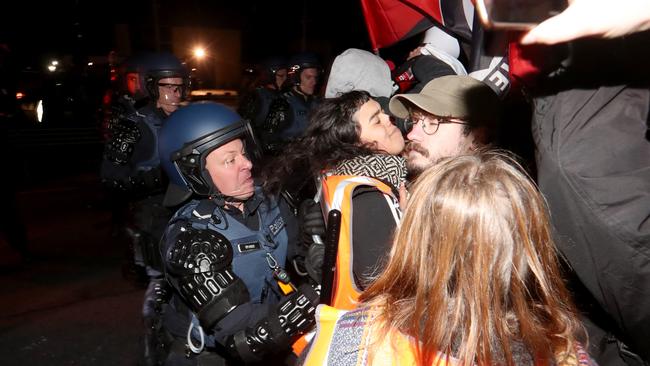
[163,182,193,208]
[390,92,479,120]
[389,94,446,119]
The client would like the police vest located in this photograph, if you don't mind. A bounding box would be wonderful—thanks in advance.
[100,105,166,194]
[173,192,288,303]
[252,87,280,129]
[320,175,400,309]
[302,305,449,366]
[280,91,316,139]
[134,106,164,171]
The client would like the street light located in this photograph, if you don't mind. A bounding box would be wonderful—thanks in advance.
[193,46,206,60]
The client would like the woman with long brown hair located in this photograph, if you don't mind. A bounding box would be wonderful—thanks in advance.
[301,151,595,366]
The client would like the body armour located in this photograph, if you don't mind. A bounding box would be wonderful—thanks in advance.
[161,188,290,350]
[101,104,167,195]
[165,190,288,303]
[280,89,318,140]
[250,87,282,131]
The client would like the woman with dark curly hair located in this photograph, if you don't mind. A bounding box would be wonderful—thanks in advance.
[262,90,405,305]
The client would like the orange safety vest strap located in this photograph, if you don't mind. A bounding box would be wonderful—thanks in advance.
[320,175,400,309]
[300,305,347,365]
[302,305,446,366]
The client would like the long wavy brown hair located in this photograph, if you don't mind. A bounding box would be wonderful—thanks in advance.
[360,151,584,366]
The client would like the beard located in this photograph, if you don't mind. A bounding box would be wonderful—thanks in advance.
[404,141,431,180]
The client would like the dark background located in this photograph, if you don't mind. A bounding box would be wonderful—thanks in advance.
[0,3,380,365]
[1,0,371,67]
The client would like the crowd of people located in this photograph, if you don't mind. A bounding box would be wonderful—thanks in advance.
[99,1,650,365]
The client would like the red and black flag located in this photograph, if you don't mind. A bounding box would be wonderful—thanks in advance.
[360,0,474,50]
[360,0,511,97]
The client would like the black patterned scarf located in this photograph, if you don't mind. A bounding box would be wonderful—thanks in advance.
[331,154,407,190]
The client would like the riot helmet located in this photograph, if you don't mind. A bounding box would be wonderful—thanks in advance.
[158,102,259,207]
[143,53,190,114]
[287,52,322,95]
[119,54,151,101]
[259,56,288,90]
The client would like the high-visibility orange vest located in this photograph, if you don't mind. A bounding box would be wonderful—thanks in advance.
[301,305,449,366]
[319,175,400,310]
[303,306,588,366]
[293,175,400,357]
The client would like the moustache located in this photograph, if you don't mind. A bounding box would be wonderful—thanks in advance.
[404,141,429,158]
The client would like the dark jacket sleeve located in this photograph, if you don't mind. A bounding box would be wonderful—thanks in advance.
[410,55,456,93]
[533,82,650,361]
[351,187,397,290]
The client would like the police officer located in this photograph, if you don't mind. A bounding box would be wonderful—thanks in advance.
[157,102,319,365]
[100,53,153,283]
[238,56,288,139]
[100,52,190,365]
[101,51,189,266]
[100,54,151,143]
[262,52,321,155]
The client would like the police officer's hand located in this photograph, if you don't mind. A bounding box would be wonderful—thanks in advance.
[299,199,325,245]
[305,243,324,284]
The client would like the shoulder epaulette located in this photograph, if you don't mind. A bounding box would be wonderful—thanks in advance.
[192,199,224,225]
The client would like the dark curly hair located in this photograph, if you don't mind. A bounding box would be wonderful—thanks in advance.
[262,90,378,194]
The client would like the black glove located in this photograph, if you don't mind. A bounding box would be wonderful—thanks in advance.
[305,242,324,284]
[299,199,326,245]
[226,284,319,363]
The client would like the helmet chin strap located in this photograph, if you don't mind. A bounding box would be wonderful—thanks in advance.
[208,186,254,208]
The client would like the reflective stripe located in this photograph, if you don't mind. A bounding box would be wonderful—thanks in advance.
[320,175,399,310]
[330,176,379,211]
[301,305,346,365]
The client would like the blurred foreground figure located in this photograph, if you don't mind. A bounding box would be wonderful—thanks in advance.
[518,1,650,364]
[302,152,595,366]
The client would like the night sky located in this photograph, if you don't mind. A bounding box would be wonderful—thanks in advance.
[1,0,371,67]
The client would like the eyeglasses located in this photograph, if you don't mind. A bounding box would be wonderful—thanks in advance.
[405,115,469,135]
[158,83,184,93]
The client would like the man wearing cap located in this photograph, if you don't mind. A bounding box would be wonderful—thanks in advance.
[389,75,500,177]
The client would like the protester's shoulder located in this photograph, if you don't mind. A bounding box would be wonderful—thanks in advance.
[412,54,454,72]
[352,187,394,218]
[412,54,456,81]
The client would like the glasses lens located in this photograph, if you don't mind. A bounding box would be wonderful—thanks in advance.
[159,83,183,93]
[423,120,436,134]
